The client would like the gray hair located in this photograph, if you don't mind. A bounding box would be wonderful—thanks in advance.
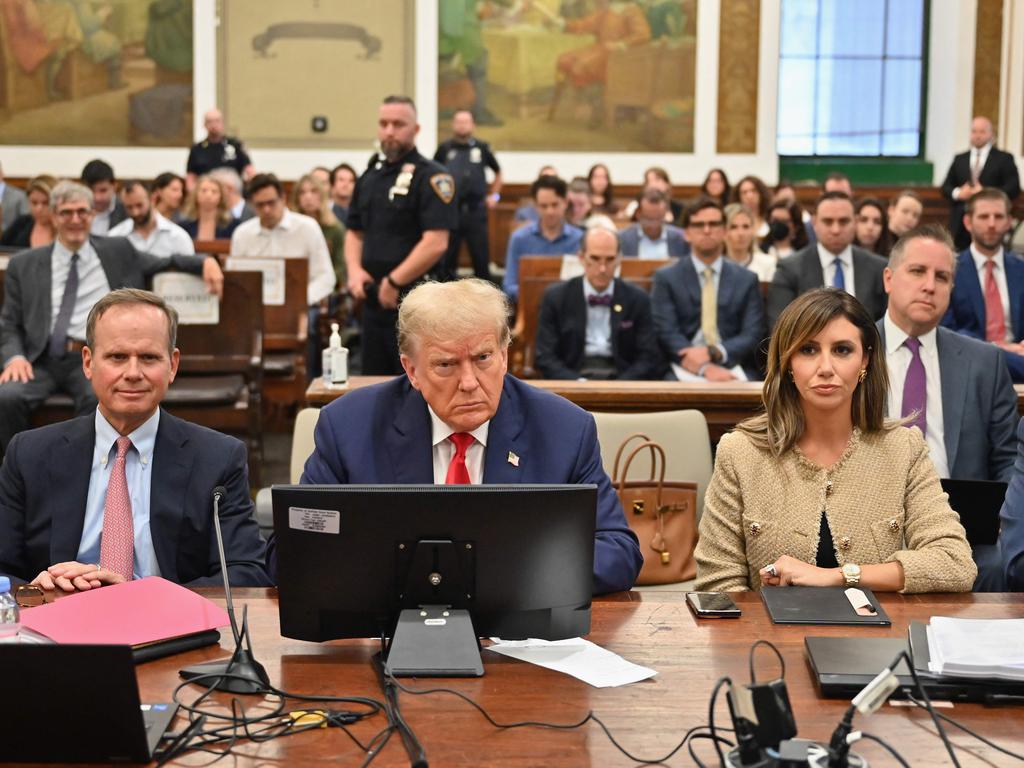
[398,279,511,356]
[86,288,179,357]
[50,180,93,212]
[888,223,957,275]
[208,167,243,195]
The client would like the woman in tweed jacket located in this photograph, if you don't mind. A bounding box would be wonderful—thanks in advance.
[695,288,976,593]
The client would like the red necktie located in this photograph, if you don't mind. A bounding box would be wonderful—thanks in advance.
[100,437,135,580]
[984,259,1007,343]
[445,433,475,485]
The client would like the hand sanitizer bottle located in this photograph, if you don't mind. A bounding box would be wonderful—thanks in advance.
[329,323,348,385]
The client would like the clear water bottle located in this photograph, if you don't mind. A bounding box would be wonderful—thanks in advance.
[0,576,19,639]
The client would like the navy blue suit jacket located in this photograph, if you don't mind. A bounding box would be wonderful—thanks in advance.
[941,249,1024,381]
[272,375,642,594]
[1000,417,1024,590]
[650,256,766,377]
[619,224,690,259]
[0,410,271,587]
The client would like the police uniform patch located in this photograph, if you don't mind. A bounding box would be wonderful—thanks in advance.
[430,173,455,204]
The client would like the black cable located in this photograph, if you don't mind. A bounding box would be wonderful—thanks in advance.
[688,732,735,768]
[895,649,962,767]
[859,732,912,768]
[372,655,427,767]
[748,639,786,683]
[906,694,1024,762]
[707,676,732,767]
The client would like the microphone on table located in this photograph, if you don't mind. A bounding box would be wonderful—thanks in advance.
[179,485,270,694]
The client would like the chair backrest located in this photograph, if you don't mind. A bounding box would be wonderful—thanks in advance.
[591,409,713,519]
[225,256,309,353]
[171,270,263,374]
[290,407,321,482]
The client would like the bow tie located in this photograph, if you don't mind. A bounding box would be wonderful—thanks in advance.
[588,294,613,307]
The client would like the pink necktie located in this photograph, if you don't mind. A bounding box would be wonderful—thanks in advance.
[445,433,474,485]
[984,260,1007,343]
[100,437,134,580]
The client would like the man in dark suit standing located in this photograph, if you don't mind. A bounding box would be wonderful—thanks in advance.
[0,181,223,451]
[268,278,643,594]
[877,224,1017,591]
[535,226,662,380]
[941,188,1024,382]
[619,187,690,259]
[767,191,888,329]
[941,116,1020,251]
[651,199,765,381]
[0,289,271,592]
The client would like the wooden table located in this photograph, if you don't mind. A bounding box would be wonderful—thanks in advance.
[64,589,1022,766]
[308,378,1024,444]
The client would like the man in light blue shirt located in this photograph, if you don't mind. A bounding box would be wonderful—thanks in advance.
[503,175,582,302]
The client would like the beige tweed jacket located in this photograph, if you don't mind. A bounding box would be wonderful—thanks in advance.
[694,426,977,594]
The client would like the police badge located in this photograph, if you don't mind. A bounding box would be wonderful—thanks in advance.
[430,173,455,204]
[223,143,237,161]
[470,147,482,164]
[389,163,416,201]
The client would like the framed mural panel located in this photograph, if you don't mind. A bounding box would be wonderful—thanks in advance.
[219,0,415,149]
[0,0,193,146]
[437,0,697,152]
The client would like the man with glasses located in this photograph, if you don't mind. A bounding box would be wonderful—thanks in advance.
[0,181,223,452]
[651,198,766,381]
[767,191,888,329]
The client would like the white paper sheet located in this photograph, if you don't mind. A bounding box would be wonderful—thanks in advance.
[487,637,656,688]
[151,273,219,325]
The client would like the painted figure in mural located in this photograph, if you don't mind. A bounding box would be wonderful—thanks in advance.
[438,0,503,126]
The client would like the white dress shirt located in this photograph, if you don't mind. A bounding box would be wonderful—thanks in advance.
[638,227,670,260]
[970,245,1014,341]
[817,243,854,296]
[109,211,195,258]
[230,209,335,304]
[428,407,489,484]
[90,198,117,235]
[582,278,613,357]
[883,314,949,477]
[50,238,111,341]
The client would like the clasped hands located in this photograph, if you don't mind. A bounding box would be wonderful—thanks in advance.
[30,561,126,597]
[678,346,736,382]
[760,555,842,588]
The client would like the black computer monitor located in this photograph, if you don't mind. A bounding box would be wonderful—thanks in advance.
[271,484,597,676]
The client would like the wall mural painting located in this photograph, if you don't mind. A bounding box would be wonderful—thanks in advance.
[0,0,192,146]
[219,0,414,149]
[438,0,697,153]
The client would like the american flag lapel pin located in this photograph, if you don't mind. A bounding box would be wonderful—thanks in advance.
[507,451,520,467]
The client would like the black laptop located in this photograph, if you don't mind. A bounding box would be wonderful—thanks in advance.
[0,644,178,763]
[941,478,1007,546]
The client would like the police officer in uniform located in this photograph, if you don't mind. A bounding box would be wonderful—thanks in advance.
[186,108,254,190]
[434,110,502,281]
[346,95,457,375]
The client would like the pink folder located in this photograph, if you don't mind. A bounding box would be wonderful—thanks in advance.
[20,576,230,645]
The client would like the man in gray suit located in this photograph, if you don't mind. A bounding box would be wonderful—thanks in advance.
[0,163,29,235]
[620,187,690,259]
[767,191,887,328]
[0,181,224,451]
[877,223,1016,590]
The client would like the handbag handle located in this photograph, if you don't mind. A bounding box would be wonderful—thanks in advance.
[617,440,667,501]
[612,432,654,483]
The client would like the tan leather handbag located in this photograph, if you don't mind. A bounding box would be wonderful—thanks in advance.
[612,433,699,585]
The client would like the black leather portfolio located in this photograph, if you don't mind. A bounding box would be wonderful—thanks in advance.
[760,586,891,626]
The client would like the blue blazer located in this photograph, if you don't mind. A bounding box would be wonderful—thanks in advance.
[650,256,766,377]
[942,249,1024,381]
[1000,417,1024,590]
[272,375,642,594]
[619,224,690,259]
[0,410,272,587]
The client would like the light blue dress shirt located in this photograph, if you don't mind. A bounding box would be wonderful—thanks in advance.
[638,228,670,260]
[689,254,728,361]
[50,238,111,342]
[582,278,614,357]
[502,221,583,301]
[76,409,162,578]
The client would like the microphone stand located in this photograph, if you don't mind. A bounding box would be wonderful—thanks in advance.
[179,487,270,694]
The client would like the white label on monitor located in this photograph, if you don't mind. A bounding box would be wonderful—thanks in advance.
[288,507,340,534]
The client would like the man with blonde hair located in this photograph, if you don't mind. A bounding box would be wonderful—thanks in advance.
[270,278,642,594]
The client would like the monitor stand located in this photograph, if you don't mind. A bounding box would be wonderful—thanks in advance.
[385,606,484,677]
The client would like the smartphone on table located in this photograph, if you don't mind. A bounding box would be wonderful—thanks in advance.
[686,591,742,618]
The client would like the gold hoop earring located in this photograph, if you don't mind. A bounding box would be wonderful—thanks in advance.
[858,368,867,383]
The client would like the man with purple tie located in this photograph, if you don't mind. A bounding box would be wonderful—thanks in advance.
[877,223,1016,590]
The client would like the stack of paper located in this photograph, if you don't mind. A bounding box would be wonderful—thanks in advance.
[487,637,656,688]
[927,617,1024,681]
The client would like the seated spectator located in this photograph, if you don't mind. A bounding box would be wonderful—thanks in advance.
[536,226,662,381]
[0,289,271,590]
[730,175,771,239]
[620,187,689,259]
[566,177,593,228]
[695,287,976,594]
[0,162,29,233]
[823,171,854,197]
[0,181,222,452]
[503,175,583,303]
[292,173,346,289]
[724,203,776,282]
[514,165,559,225]
[109,180,195,258]
[0,175,57,249]
[81,159,126,235]
[652,199,766,381]
[772,180,815,242]
[854,197,894,257]
[767,191,888,329]
[999,417,1024,590]
[310,166,331,190]
[208,167,254,222]
[270,278,643,594]
[887,190,923,240]
[179,174,238,240]
[762,200,810,261]
[330,163,357,226]
[587,163,619,215]
[701,168,731,208]
[152,172,186,223]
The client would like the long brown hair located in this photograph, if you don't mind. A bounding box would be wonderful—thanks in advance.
[736,288,890,456]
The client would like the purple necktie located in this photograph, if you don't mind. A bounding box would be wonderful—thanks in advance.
[901,337,926,436]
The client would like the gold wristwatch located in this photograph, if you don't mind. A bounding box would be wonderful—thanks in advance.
[842,562,862,587]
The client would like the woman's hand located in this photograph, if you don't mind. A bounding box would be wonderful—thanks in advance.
[760,555,842,587]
